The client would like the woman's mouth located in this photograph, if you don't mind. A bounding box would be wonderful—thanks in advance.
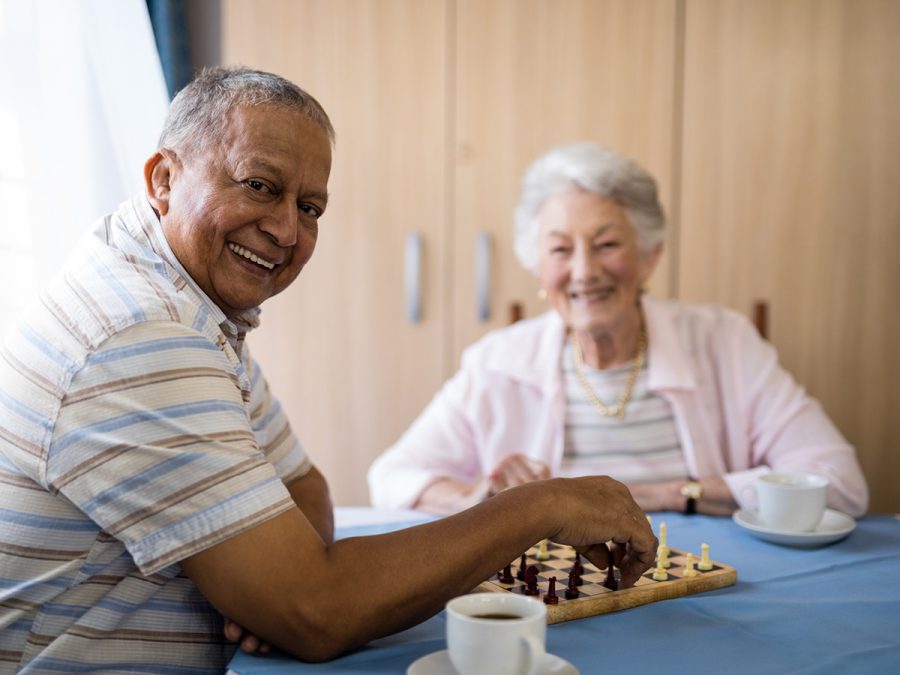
[569,286,615,301]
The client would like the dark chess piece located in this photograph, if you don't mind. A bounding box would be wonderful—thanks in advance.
[524,565,540,596]
[603,563,618,591]
[565,570,580,599]
[516,553,528,581]
[544,576,559,605]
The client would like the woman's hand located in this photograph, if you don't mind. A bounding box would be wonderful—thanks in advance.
[487,454,551,495]
[626,477,737,515]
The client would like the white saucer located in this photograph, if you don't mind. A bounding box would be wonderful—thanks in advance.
[407,649,578,674]
[733,508,856,547]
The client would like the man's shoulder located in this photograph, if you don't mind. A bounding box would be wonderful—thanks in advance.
[43,219,206,350]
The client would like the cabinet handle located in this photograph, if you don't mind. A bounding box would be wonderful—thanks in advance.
[405,231,423,323]
[476,231,492,322]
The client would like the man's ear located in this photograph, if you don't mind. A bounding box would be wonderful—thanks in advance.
[144,150,178,216]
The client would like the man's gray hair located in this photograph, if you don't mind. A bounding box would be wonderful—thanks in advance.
[158,66,335,155]
[513,142,665,273]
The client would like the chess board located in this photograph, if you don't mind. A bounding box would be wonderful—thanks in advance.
[475,541,737,624]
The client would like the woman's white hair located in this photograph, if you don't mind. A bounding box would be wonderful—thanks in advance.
[513,142,665,273]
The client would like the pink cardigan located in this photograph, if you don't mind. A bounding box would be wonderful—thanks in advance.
[368,297,868,516]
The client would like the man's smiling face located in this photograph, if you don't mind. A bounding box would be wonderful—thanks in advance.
[148,104,332,317]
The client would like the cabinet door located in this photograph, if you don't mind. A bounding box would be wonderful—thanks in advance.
[223,0,451,505]
[453,0,680,358]
[679,0,900,512]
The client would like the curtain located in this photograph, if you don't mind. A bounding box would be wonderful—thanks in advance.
[145,0,193,99]
[0,0,169,333]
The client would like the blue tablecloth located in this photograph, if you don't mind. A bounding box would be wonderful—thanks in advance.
[228,513,900,674]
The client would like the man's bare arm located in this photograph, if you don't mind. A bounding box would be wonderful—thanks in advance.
[181,476,656,663]
[287,465,334,544]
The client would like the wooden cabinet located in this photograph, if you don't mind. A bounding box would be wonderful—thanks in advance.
[678,0,900,512]
[223,0,452,505]
[224,0,899,512]
[452,0,677,354]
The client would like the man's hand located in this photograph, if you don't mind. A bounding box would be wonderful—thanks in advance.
[487,454,551,494]
[539,476,657,587]
[225,617,272,656]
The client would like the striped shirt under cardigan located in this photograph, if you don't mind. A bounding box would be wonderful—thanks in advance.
[0,195,311,673]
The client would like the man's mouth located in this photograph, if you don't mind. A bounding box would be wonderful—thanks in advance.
[228,242,276,270]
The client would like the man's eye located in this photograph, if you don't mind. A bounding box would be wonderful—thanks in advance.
[247,180,269,192]
[299,203,322,218]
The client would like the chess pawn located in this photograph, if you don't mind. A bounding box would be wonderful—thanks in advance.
[698,543,713,571]
[658,522,670,558]
[535,538,550,561]
[657,544,671,569]
[682,552,699,577]
[565,570,580,599]
[652,558,668,581]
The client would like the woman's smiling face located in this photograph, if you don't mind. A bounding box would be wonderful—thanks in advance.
[536,188,660,336]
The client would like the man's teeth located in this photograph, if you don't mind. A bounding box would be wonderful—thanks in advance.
[228,243,275,270]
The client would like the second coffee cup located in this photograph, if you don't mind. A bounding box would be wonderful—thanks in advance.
[753,472,828,532]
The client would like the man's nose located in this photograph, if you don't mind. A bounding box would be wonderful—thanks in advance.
[261,200,298,247]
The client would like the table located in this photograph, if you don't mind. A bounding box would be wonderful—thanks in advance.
[228,509,900,674]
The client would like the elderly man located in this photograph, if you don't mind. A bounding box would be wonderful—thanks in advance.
[0,67,655,672]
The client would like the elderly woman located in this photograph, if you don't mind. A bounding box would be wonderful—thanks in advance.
[368,142,868,518]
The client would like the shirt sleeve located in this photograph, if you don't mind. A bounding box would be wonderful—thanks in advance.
[47,321,296,576]
[243,344,311,484]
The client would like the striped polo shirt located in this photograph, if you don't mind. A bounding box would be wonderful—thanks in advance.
[558,340,689,483]
[0,195,310,673]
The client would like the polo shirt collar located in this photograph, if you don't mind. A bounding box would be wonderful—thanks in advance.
[131,194,261,336]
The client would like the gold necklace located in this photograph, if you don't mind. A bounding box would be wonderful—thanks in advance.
[571,327,646,420]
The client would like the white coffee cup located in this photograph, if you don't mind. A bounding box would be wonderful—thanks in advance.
[752,472,828,532]
[446,593,546,675]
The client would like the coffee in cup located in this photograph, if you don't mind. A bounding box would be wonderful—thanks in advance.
[446,592,546,675]
[753,472,828,532]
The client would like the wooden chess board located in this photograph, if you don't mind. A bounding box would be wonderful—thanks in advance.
[475,540,737,624]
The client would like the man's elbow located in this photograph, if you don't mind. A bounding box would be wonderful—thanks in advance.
[278,598,366,663]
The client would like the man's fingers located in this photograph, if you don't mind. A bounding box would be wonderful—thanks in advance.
[617,547,655,588]
[577,542,611,571]
[610,541,627,567]
[223,619,242,642]
[240,633,261,654]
